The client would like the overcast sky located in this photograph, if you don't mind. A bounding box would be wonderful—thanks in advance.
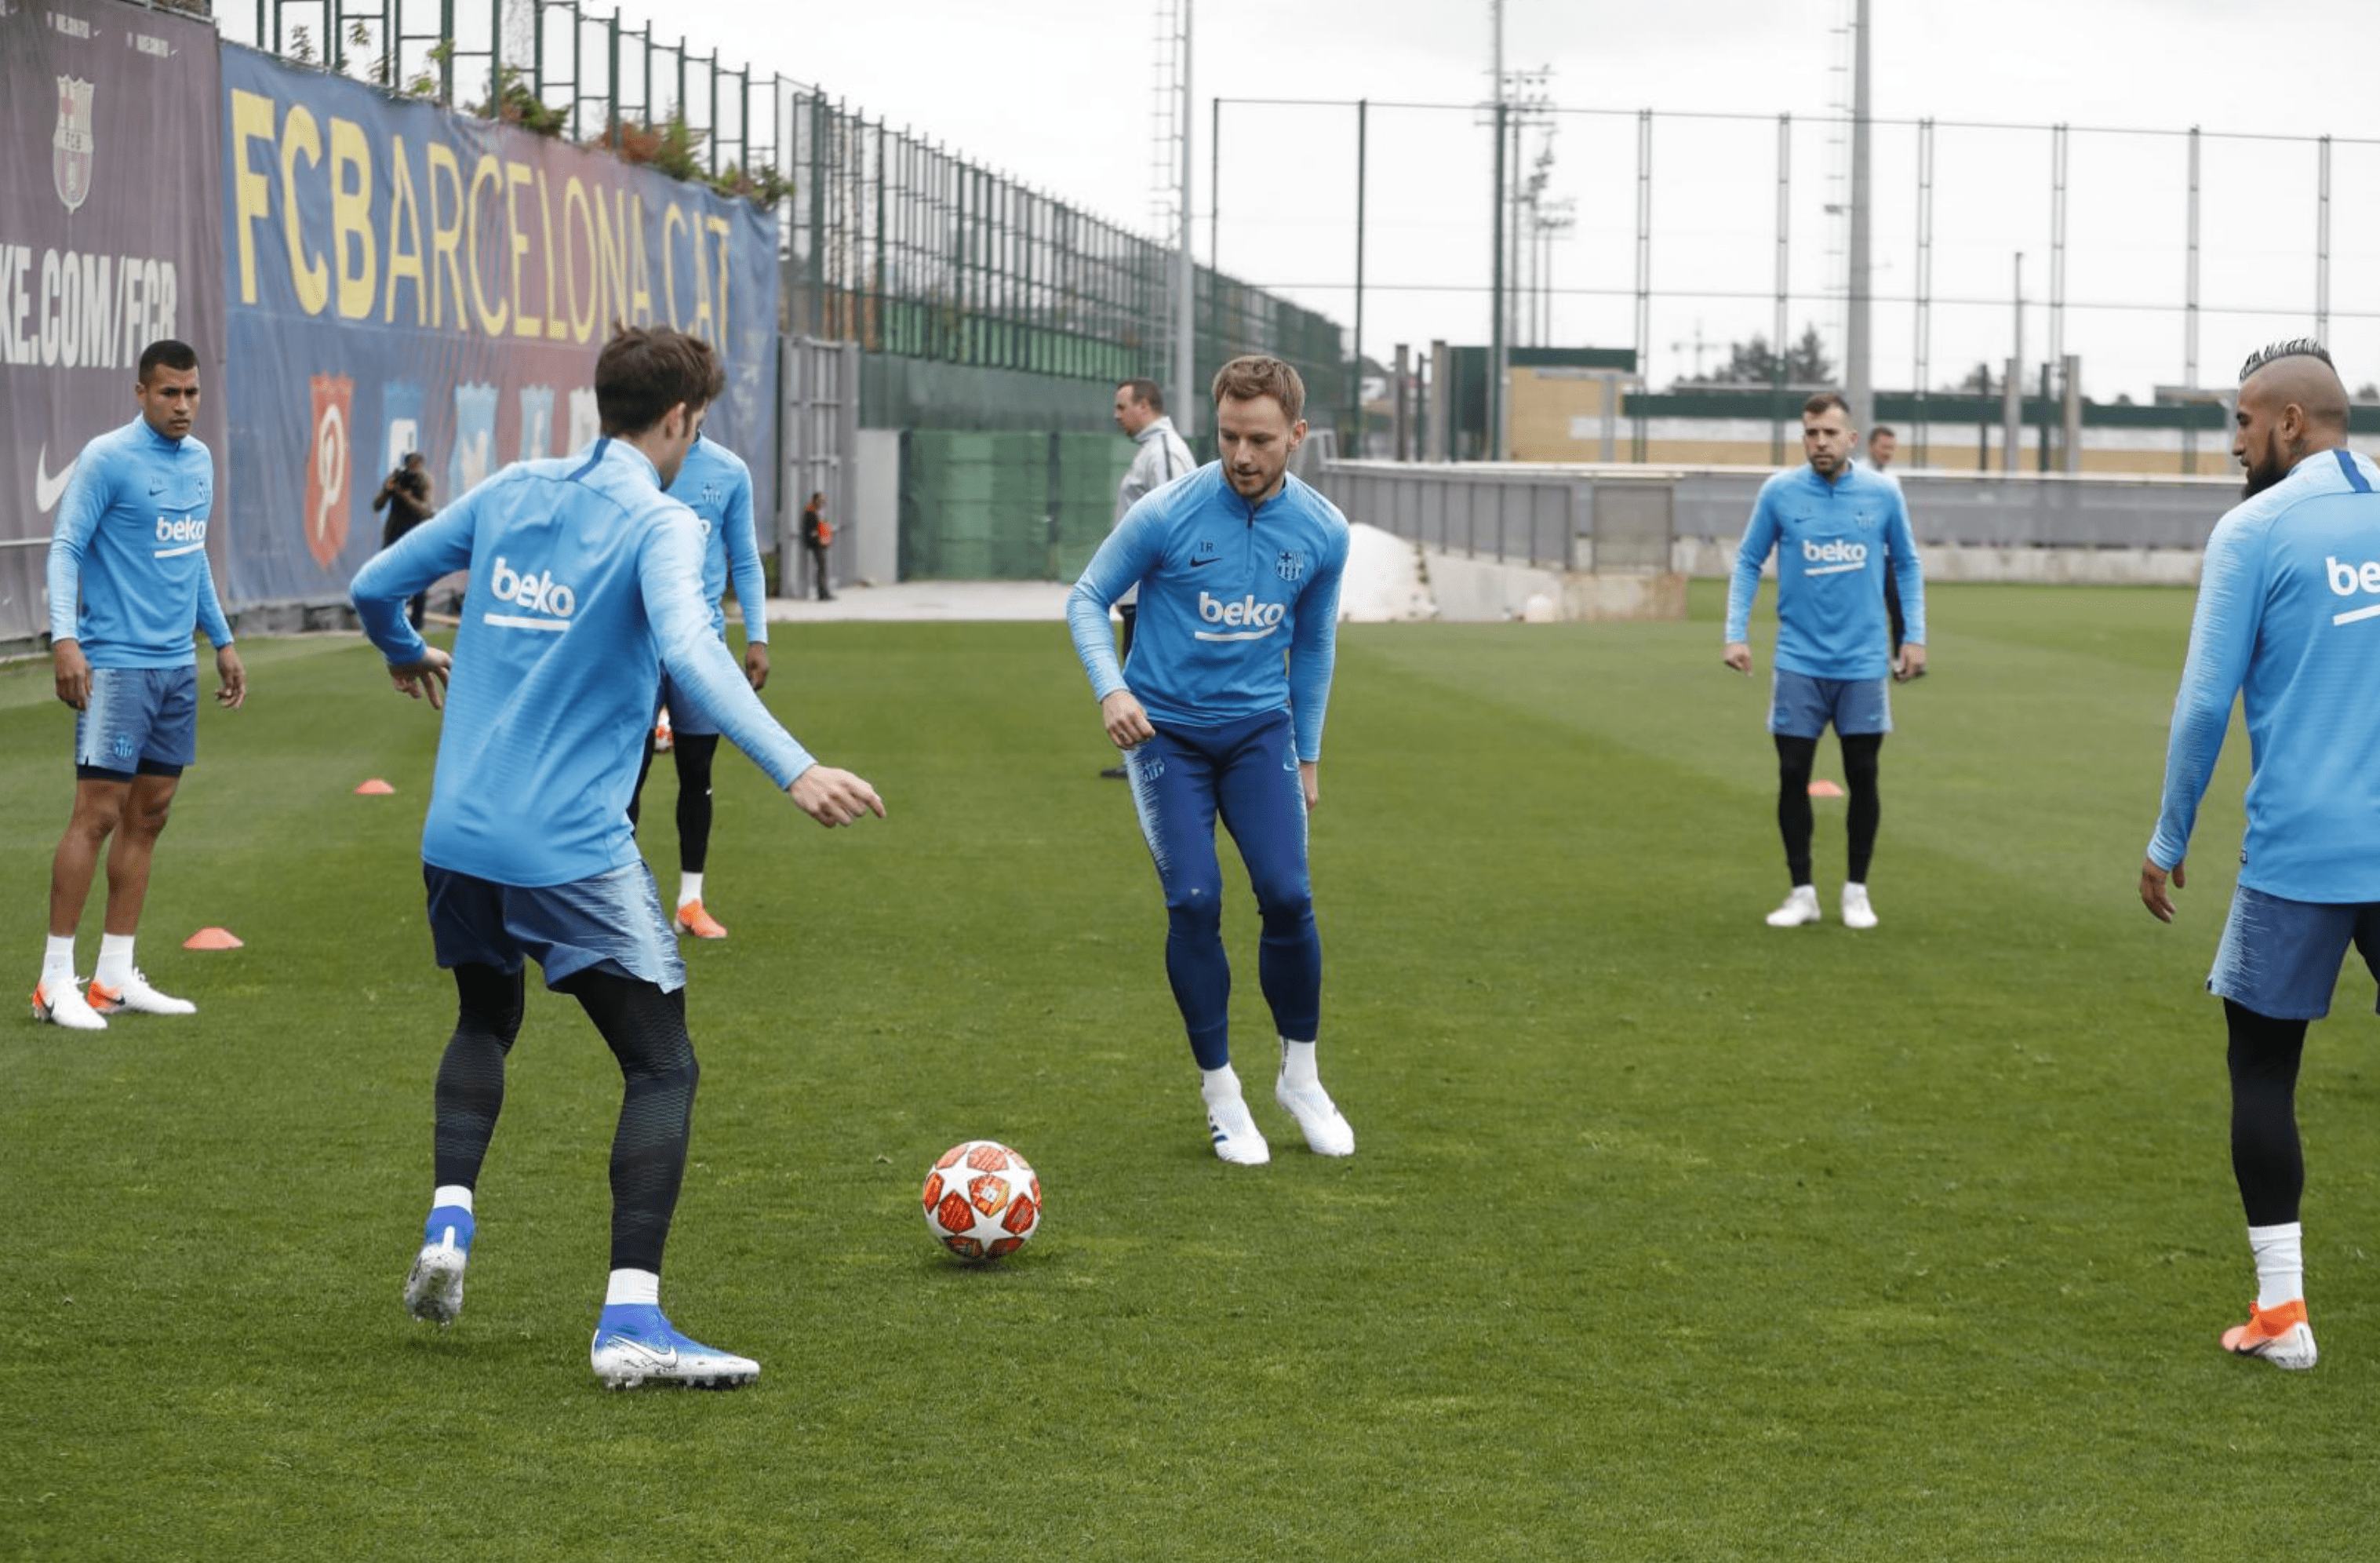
[238,0,2380,399]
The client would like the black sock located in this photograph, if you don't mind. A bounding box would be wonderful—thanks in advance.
[672,734,719,876]
[1774,734,1818,886]
[557,968,700,1276]
[1841,732,1883,883]
[432,964,526,1190]
[2226,999,2309,1227]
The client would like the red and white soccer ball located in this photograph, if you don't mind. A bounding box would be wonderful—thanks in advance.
[922,1140,1042,1260]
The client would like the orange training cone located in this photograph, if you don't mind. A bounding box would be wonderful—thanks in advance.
[354,778,396,795]
[184,927,245,950]
[1807,779,1846,798]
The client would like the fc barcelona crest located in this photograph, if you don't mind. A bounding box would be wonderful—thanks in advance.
[1276,548,1305,583]
[53,78,95,213]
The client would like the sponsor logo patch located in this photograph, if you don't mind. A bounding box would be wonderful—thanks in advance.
[2325,556,2380,625]
[1194,590,1286,642]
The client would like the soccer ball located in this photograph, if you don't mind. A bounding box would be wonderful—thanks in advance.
[922,1140,1042,1260]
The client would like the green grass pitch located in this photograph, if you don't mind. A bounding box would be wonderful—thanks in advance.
[6,581,2380,1560]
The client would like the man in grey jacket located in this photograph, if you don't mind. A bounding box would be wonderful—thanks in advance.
[1101,379,1196,778]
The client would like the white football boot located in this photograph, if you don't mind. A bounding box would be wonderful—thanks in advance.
[86,969,198,1016]
[1840,883,1880,931]
[31,975,107,1030]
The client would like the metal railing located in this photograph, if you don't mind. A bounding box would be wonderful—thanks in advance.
[1316,459,2240,574]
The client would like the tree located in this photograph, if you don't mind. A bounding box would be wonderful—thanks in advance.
[1948,361,1997,396]
[1783,324,1832,386]
[1699,323,1834,388]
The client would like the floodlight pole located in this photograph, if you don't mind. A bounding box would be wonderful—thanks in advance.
[1174,0,1196,440]
[1844,0,1874,435]
[1488,0,1505,461]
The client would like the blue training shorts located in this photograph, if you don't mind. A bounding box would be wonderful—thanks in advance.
[75,665,197,779]
[1768,668,1891,739]
[424,860,686,992]
[2207,884,2380,1022]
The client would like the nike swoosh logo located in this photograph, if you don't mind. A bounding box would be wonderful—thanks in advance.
[602,1336,679,1368]
[35,446,75,514]
[1189,556,1221,568]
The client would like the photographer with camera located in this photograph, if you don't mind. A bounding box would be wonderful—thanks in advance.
[371,452,436,628]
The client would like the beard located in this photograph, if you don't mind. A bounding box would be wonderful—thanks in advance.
[2241,451,2289,499]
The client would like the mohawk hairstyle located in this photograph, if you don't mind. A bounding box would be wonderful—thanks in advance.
[2239,337,2334,381]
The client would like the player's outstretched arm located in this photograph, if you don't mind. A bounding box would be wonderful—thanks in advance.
[788,764,885,828]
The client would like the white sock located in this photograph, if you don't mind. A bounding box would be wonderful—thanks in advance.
[2249,1221,2305,1310]
[95,933,135,987]
[431,1184,475,1215]
[678,871,704,909]
[42,934,76,985]
[1279,1037,1319,1090]
[1199,1062,1243,1106]
[1843,881,1867,896]
[605,1267,661,1308]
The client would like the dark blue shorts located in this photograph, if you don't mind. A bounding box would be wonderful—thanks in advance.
[75,665,197,780]
[2208,884,2380,1021]
[424,861,686,992]
[1768,668,1891,739]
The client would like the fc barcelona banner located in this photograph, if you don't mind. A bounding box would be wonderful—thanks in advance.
[0,0,227,643]
[219,45,781,605]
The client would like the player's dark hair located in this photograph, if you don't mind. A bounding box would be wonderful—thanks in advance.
[1870,424,1896,442]
[1802,391,1850,421]
[137,339,198,383]
[1118,377,1165,414]
[2239,338,2334,381]
[1211,355,1305,425]
[596,326,725,436]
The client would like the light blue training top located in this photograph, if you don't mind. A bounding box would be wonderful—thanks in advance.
[1068,462,1349,762]
[351,439,814,888]
[1725,462,1925,680]
[665,433,768,645]
[47,417,234,668]
[2149,446,2380,902]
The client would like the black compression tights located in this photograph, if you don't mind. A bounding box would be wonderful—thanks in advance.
[2226,999,2309,1228]
[431,963,526,1193]
[1772,732,1883,885]
[626,732,719,874]
[431,964,700,1275]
